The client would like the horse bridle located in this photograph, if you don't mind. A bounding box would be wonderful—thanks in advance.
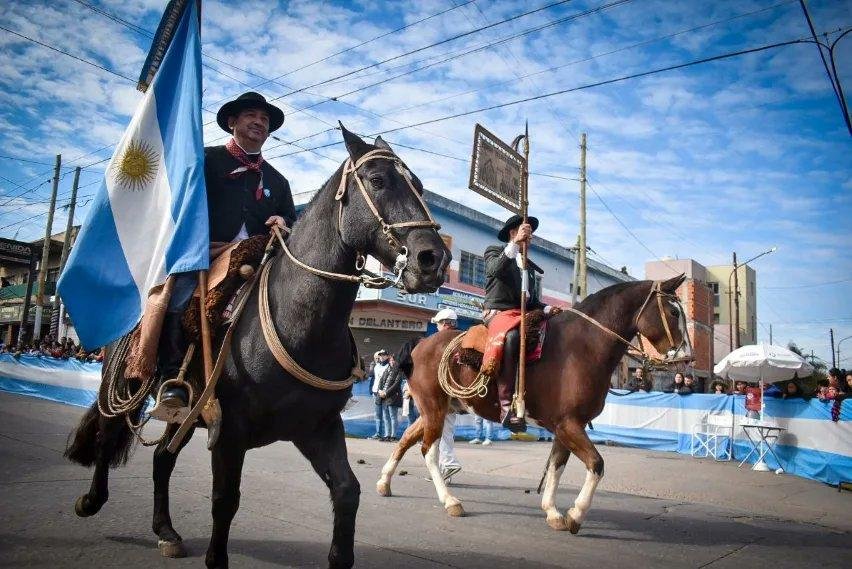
[564,280,693,368]
[634,281,693,366]
[275,148,441,289]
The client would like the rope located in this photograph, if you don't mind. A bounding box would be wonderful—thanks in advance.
[258,259,360,391]
[437,332,491,399]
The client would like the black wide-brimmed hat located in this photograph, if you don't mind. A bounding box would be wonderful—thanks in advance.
[216,92,284,134]
[498,214,539,242]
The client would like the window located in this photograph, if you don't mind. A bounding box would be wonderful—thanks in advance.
[46,268,59,283]
[714,313,720,324]
[708,282,720,308]
[459,250,486,288]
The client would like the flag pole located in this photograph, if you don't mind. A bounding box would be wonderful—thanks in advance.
[516,122,530,420]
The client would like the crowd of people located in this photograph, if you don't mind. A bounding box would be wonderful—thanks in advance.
[622,366,852,402]
[0,336,103,363]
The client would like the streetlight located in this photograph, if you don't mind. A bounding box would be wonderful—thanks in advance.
[837,335,852,368]
[728,246,777,351]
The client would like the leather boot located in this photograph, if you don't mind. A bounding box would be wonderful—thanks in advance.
[150,313,189,422]
[498,329,526,433]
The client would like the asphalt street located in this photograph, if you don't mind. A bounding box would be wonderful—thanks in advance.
[0,392,849,568]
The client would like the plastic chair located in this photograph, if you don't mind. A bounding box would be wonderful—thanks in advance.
[691,413,733,461]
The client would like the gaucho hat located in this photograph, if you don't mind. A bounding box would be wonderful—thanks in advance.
[216,92,284,134]
[497,214,539,242]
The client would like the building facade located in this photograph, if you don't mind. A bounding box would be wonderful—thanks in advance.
[705,263,757,363]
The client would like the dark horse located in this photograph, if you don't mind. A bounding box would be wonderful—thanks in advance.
[64,126,451,568]
[376,274,687,533]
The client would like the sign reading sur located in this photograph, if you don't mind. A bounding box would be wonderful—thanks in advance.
[468,123,524,214]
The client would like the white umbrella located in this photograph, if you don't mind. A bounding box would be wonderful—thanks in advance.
[714,343,813,472]
[714,343,814,382]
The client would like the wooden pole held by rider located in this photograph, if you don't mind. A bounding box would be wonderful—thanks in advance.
[515,122,530,420]
[198,270,222,448]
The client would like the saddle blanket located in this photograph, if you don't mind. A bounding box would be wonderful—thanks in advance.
[462,309,546,380]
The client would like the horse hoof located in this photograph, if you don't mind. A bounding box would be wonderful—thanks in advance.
[158,539,187,558]
[446,503,466,517]
[547,515,569,531]
[567,517,581,534]
[376,482,392,497]
[74,495,102,518]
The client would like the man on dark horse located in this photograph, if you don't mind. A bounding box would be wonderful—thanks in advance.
[483,214,557,433]
[153,92,296,419]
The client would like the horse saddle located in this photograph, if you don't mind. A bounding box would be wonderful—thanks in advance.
[181,234,268,340]
[457,310,548,380]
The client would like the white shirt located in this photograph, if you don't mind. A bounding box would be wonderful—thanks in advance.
[372,361,390,394]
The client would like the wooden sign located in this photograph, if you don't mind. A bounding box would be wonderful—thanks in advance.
[468,124,525,214]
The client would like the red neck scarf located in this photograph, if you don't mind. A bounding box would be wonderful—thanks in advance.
[226,138,264,200]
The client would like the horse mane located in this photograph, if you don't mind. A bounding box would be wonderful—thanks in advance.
[291,160,347,233]
[574,280,647,314]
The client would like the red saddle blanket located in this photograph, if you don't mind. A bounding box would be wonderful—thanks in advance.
[477,309,546,379]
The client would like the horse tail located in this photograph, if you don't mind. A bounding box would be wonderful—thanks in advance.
[65,336,140,468]
[63,400,102,467]
[64,400,142,468]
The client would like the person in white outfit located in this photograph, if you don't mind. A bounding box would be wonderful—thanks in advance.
[430,309,463,482]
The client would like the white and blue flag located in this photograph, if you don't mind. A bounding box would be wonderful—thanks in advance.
[58,0,208,349]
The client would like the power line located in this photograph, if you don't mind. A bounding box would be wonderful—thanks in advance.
[202,0,480,110]
[0,24,136,82]
[383,0,796,116]
[761,277,852,290]
[259,0,577,106]
[265,35,819,161]
[282,0,633,119]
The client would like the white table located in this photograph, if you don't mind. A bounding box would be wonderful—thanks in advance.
[738,423,786,472]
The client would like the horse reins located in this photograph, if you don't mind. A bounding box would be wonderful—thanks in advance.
[564,280,692,367]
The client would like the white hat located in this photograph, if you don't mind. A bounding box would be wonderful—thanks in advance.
[431,308,458,324]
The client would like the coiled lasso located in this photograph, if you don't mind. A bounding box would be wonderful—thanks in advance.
[437,332,491,399]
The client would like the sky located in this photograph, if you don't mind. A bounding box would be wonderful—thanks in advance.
[0,0,849,365]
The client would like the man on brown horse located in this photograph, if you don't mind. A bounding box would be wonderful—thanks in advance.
[483,214,558,432]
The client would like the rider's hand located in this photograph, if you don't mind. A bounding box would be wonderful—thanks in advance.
[265,215,286,229]
[379,390,386,398]
[513,222,532,244]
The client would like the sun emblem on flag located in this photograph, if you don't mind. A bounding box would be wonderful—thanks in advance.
[113,139,158,191]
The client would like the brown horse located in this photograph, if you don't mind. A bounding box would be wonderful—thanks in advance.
[376,274,687,533]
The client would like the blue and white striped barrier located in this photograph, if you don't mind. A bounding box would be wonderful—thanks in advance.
[2,355,849,485]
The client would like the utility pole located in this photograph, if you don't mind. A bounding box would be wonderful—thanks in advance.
[732,252,741,350]
[52,166,80,339]
[830,328,836,368]
[578,133,587,300]
[769,324,773,345]
[33,154,61,343]
[570,235,580,305]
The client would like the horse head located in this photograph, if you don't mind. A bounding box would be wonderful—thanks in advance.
[635,274,689,358]
[336,124,451,292]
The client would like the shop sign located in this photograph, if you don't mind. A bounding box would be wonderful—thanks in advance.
[379,287,439,310]
[349,311,428,332]
[436,287,484,319]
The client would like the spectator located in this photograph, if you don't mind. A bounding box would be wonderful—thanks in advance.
[845,372,852,395]
[470,414,495,446]
[733,380,748,395]
[665,372,685,393]
[680,373,697,394]
[710,380,728,395]
[625,368,651,392]
[378,355,404,441]
[781,381,804,400]
[369,349,391,440]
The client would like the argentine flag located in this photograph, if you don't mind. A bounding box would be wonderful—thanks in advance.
[58,0,208,349]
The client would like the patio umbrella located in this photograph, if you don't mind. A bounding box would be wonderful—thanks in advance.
[714,343,814,472]
[714,343,814,384]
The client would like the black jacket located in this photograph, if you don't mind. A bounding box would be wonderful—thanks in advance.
[483,244,544,311]
[377,364,404,407]
[204,145,296,243]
